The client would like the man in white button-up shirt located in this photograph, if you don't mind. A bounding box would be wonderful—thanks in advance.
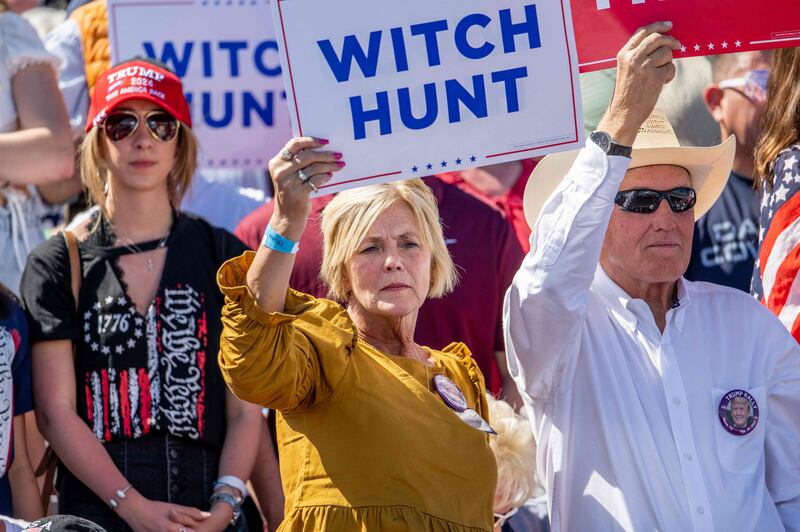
[504,22,800,531]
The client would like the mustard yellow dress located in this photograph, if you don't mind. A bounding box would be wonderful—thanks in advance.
[217,252,496,531]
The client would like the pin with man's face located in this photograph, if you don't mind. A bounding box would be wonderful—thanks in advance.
[433,374,468,412]
[718,389,759,436]
[433,374,496,434]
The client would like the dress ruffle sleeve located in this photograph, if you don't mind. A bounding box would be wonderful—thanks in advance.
[217,251,354,413]
[440,341,490,421]
[1,13,60,77]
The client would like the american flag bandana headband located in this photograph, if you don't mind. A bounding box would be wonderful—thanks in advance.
[718,69,769,105]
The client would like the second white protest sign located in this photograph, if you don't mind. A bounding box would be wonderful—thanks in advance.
[108,0,292,170]
[272,0,583,194]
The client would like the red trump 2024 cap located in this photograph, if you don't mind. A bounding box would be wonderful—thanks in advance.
[86,60,192,133]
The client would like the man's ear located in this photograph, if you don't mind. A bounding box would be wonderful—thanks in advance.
[703,85,725,123]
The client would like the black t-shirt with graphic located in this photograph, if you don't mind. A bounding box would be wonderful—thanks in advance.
[20,213,247,450]
[685,172,759,291]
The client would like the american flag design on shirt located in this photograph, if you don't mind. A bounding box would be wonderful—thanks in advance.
[82,284,209,442]
[752,145,800,338]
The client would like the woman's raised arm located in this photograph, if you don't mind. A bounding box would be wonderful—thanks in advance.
[246,137,343,312]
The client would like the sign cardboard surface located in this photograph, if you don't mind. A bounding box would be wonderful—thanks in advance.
[572,0,800,72]
[272,0,583,195]
[108,0,292,169]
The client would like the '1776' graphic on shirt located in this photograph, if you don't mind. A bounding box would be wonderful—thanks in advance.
[572,0,800,72]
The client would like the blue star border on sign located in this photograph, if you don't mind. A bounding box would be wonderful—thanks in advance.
[413,156,477,174]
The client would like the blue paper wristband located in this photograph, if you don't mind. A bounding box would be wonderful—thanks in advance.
[262,225,299,254]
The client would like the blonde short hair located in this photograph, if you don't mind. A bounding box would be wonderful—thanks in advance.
[80,121,198,215]
[320,179,458,302]
[487,394,537,513]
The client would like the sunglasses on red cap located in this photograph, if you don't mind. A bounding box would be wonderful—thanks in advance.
[614,187,697,214]
[102,110,180,142]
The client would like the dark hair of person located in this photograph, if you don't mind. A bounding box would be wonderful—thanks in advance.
[0,283,15,319]
[755,47,800,190]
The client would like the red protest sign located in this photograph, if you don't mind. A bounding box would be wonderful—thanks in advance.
[572,0,800,72]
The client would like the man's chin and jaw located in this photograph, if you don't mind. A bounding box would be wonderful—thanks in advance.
[601,247,689,292]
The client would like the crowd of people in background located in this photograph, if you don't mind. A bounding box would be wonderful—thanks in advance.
[1,0,799,530]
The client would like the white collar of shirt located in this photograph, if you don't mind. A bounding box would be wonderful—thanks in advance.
[592,265,690,334]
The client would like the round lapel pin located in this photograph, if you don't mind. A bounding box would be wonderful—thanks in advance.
[433,374,468,412]
[718,389,759,436]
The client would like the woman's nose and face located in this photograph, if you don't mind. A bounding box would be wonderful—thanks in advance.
[102,98,178,195]
[344,201,432,319]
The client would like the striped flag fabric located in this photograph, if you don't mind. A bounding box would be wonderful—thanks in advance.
[752,145,800,339]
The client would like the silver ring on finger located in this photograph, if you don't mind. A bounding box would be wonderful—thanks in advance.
[178,528,187,532]
[280,148,294,162]
[305,177,319,192]
[298,168,309,183]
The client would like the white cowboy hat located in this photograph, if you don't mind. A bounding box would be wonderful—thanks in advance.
[523,109,736,227]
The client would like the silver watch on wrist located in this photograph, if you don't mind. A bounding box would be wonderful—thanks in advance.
[590,131,633,158]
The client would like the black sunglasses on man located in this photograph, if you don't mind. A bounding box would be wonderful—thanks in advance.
[614,187,697,214]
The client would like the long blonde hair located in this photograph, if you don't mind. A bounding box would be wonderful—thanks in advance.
[754,47,800,190]
[79,121,198,216]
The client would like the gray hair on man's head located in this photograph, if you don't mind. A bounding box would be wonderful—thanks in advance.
[710,50,772,82]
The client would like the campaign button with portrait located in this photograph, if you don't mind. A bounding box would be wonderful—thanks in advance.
[433,374,468,413]
[718,389,759,436]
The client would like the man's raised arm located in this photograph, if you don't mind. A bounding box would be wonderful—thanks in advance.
[503,22,680,402]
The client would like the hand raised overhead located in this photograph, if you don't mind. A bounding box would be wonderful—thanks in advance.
[599,21,682,146]
[268,136,346,226]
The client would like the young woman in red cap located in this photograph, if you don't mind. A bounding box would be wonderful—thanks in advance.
[19,59,261,532]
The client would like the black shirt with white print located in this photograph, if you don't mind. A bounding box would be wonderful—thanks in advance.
[20,212,247,450]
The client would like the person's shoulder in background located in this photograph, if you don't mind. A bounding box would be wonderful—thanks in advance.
[423,175,523,265]
[21,7,66,39]
[181,172,268,234]
[234,198,274,251]
[173,210,248,265]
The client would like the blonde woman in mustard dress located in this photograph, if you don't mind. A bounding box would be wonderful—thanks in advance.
[217,136,497,531]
